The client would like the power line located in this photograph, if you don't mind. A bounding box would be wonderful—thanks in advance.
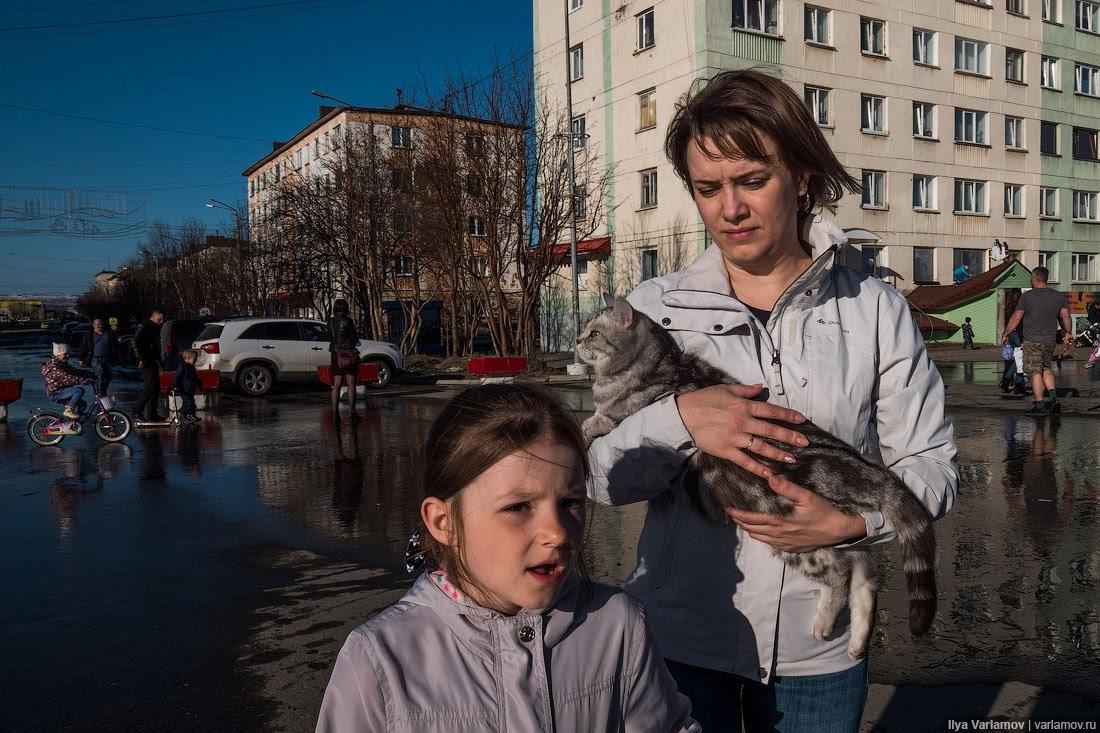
[1,0,138,13]
[0,159,253,168]
[0,0,328,31]
[0,249,106,262]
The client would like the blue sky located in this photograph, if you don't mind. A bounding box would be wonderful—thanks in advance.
[0,0,532,295]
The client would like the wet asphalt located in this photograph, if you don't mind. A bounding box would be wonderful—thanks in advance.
[1,332,1099,731]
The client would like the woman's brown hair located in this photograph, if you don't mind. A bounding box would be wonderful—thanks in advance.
[421,384,590,600]
[665,68,860,214]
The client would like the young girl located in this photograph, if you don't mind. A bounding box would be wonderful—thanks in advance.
[317,384,697,732]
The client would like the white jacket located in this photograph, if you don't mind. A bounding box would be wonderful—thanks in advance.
[587,216,958,680]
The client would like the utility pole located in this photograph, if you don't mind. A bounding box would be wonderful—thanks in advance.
[563,0,589,376]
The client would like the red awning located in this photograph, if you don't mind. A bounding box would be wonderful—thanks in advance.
[551,236,611,259]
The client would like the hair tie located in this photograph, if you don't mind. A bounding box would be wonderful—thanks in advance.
[404,531,429,573]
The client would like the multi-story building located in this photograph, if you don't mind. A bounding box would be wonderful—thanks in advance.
[535,0,1100,331]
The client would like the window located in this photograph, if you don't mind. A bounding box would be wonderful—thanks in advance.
[314,139,320,160]
[467,173,483,198]
[954,248,985,276]
[1007,0,1026,13]
[394,211,411,235]
[464,133,485,156]
[637,8,655,49]
[860,246,884,276]
[1006,48,1025,82]
[249,179,255,197]
[913,247,936,282]
[1005,116,1025,149]
[862,170,887,208]
[805,6,831,44]
[473,256,489,278]
[575,259,589,288]
[1041,121,1059,154]
[640,168,658,207]
[913,28,936,65]
[733,0,780,34]
[1077,63,1100,95]
[1039,251,1057,278]
[954,179,988,214]
[861,17,887,56]
[391,168,411,191]
[332,124,342,148]
[913,174,937,210]
[638,89,657,130]
[571,114,586,149]
[1041,56,1060,88]
[913,102,936,138]
[468,216,485,236]
[861,94,886,134]
[240,322,302,341]
[570,0,582,9]
[1072,253,1097,281]
[1074,190,1100,221]
[1040,187,1060,217]
[573,184,587,219]
[955,108,988,144]
[1043,0,1061,20]
[641,248,658,280]
[391,125,412,148]
[955,38,990,75]
[1004,183,1024,217]
[394,256,413,276]
[274,162,281,182]
[569,44,584,81]
[1078,0,1100,31]
[1073,127,1100,160]
[804,86,830,125]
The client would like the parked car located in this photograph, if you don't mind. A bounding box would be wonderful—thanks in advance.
[160,317,225,371]
[191,317,403,396]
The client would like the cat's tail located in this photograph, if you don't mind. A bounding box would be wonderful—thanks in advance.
[880,484,937,636]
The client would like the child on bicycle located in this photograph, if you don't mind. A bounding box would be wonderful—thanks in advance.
[42,343,93,424]
[317,384,697,732]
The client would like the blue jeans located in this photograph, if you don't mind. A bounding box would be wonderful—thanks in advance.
[55,386,86,415]
[667,658,868,733]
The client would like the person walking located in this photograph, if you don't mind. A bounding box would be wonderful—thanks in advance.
[1001,267,1073,415]
[132,310,165,424]
[328,298,360,428]
[79,318,120,395]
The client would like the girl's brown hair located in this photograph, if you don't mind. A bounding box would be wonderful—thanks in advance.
[665,68,860,214]
[422,384,589,599]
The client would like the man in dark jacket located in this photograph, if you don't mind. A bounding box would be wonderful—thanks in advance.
[79,318,120,395]
[132,310,165,424]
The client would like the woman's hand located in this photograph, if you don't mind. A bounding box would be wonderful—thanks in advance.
[675,384,809,478]
[726,474,866,552]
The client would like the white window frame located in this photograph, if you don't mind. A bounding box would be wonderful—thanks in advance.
[573,184,587,220]
[1077,0,1100,32]
[862,170,887,209]
[1041,121,1060,155]
[332,124,342,149]
[1007,0,1027,14]
[955,37,990,76]
[954,108,988,145]
[1073,190,1100,221]
[640,168,658,208]
[1004,183,1024,217]
[1073,127,1100,160]
[1040,187,1060,218]
[569,44,584,81]
[569,0,582,10]
[1042,0,1062,21]
[913,101,936,139]
[1041,56,1060,89]
[394,256,413,277]
[575,259,589,289]
[1005,48,1026,82]
[954,178,988,215]
[467,215,486,237]
[1039,251,1057,280]
[861,94,886,134]
[1072,253,1097,281]
[637,8,656,50]
[571,114,586,150]
[733,0,781,34]
[913,247,936,282]
[641,248,659,280]
[860,17,887,56]
[805,5,831,45]
[638,88,657,130]
[913,174,937,211]
[1005,116,1026,149]
[913,28,936,66]
[1076,63,1100,96]
[391,125,411,149]
[804,85,830,126]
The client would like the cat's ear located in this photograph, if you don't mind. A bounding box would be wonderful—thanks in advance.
[602,292,615,308]
[609,296,635,328]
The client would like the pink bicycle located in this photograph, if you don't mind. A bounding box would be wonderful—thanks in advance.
[27,388,132,446]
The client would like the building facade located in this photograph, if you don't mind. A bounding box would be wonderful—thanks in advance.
[534,0,1100,333]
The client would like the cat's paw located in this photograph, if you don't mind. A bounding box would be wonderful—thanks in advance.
[847,638,868,660]
[812,619,835,640]
[582,415,615,445]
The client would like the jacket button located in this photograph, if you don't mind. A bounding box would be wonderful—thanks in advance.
[517,625,536,643]
[758,667,768,680]
[713,324,723,332]
[661,317,671,326]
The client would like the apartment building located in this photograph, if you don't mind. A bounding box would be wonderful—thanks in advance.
[534,0,1100,327]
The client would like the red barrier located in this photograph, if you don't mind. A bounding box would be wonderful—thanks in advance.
[317,362,381,385]
[467,357,528,376]
[0,377,23,403]
[159,369,221,394]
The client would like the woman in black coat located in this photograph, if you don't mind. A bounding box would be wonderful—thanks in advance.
[328,299,360,426]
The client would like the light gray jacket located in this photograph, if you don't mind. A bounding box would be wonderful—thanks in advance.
[588,216,958,680]
[316,573,699,732]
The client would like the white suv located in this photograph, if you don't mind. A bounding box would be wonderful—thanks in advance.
[191,317,403,396]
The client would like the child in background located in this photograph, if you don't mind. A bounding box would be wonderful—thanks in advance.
[41,343,93,426]
[172,349,200,423]
[317,384,697,732]
[962,317,975,350]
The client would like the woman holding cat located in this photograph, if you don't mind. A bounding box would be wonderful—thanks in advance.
[586,69,958,732]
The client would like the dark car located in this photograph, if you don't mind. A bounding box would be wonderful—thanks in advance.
[160,317,219,370]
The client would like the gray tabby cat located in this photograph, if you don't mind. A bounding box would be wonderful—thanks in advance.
[577,294,936,660]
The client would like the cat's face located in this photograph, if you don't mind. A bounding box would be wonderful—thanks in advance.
[576,296,637,370]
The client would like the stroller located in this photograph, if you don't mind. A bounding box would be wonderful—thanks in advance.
[1075,321,1100,349]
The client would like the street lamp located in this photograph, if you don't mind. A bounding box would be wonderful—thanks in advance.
[206,197,243,247]
[310,89,357,108]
